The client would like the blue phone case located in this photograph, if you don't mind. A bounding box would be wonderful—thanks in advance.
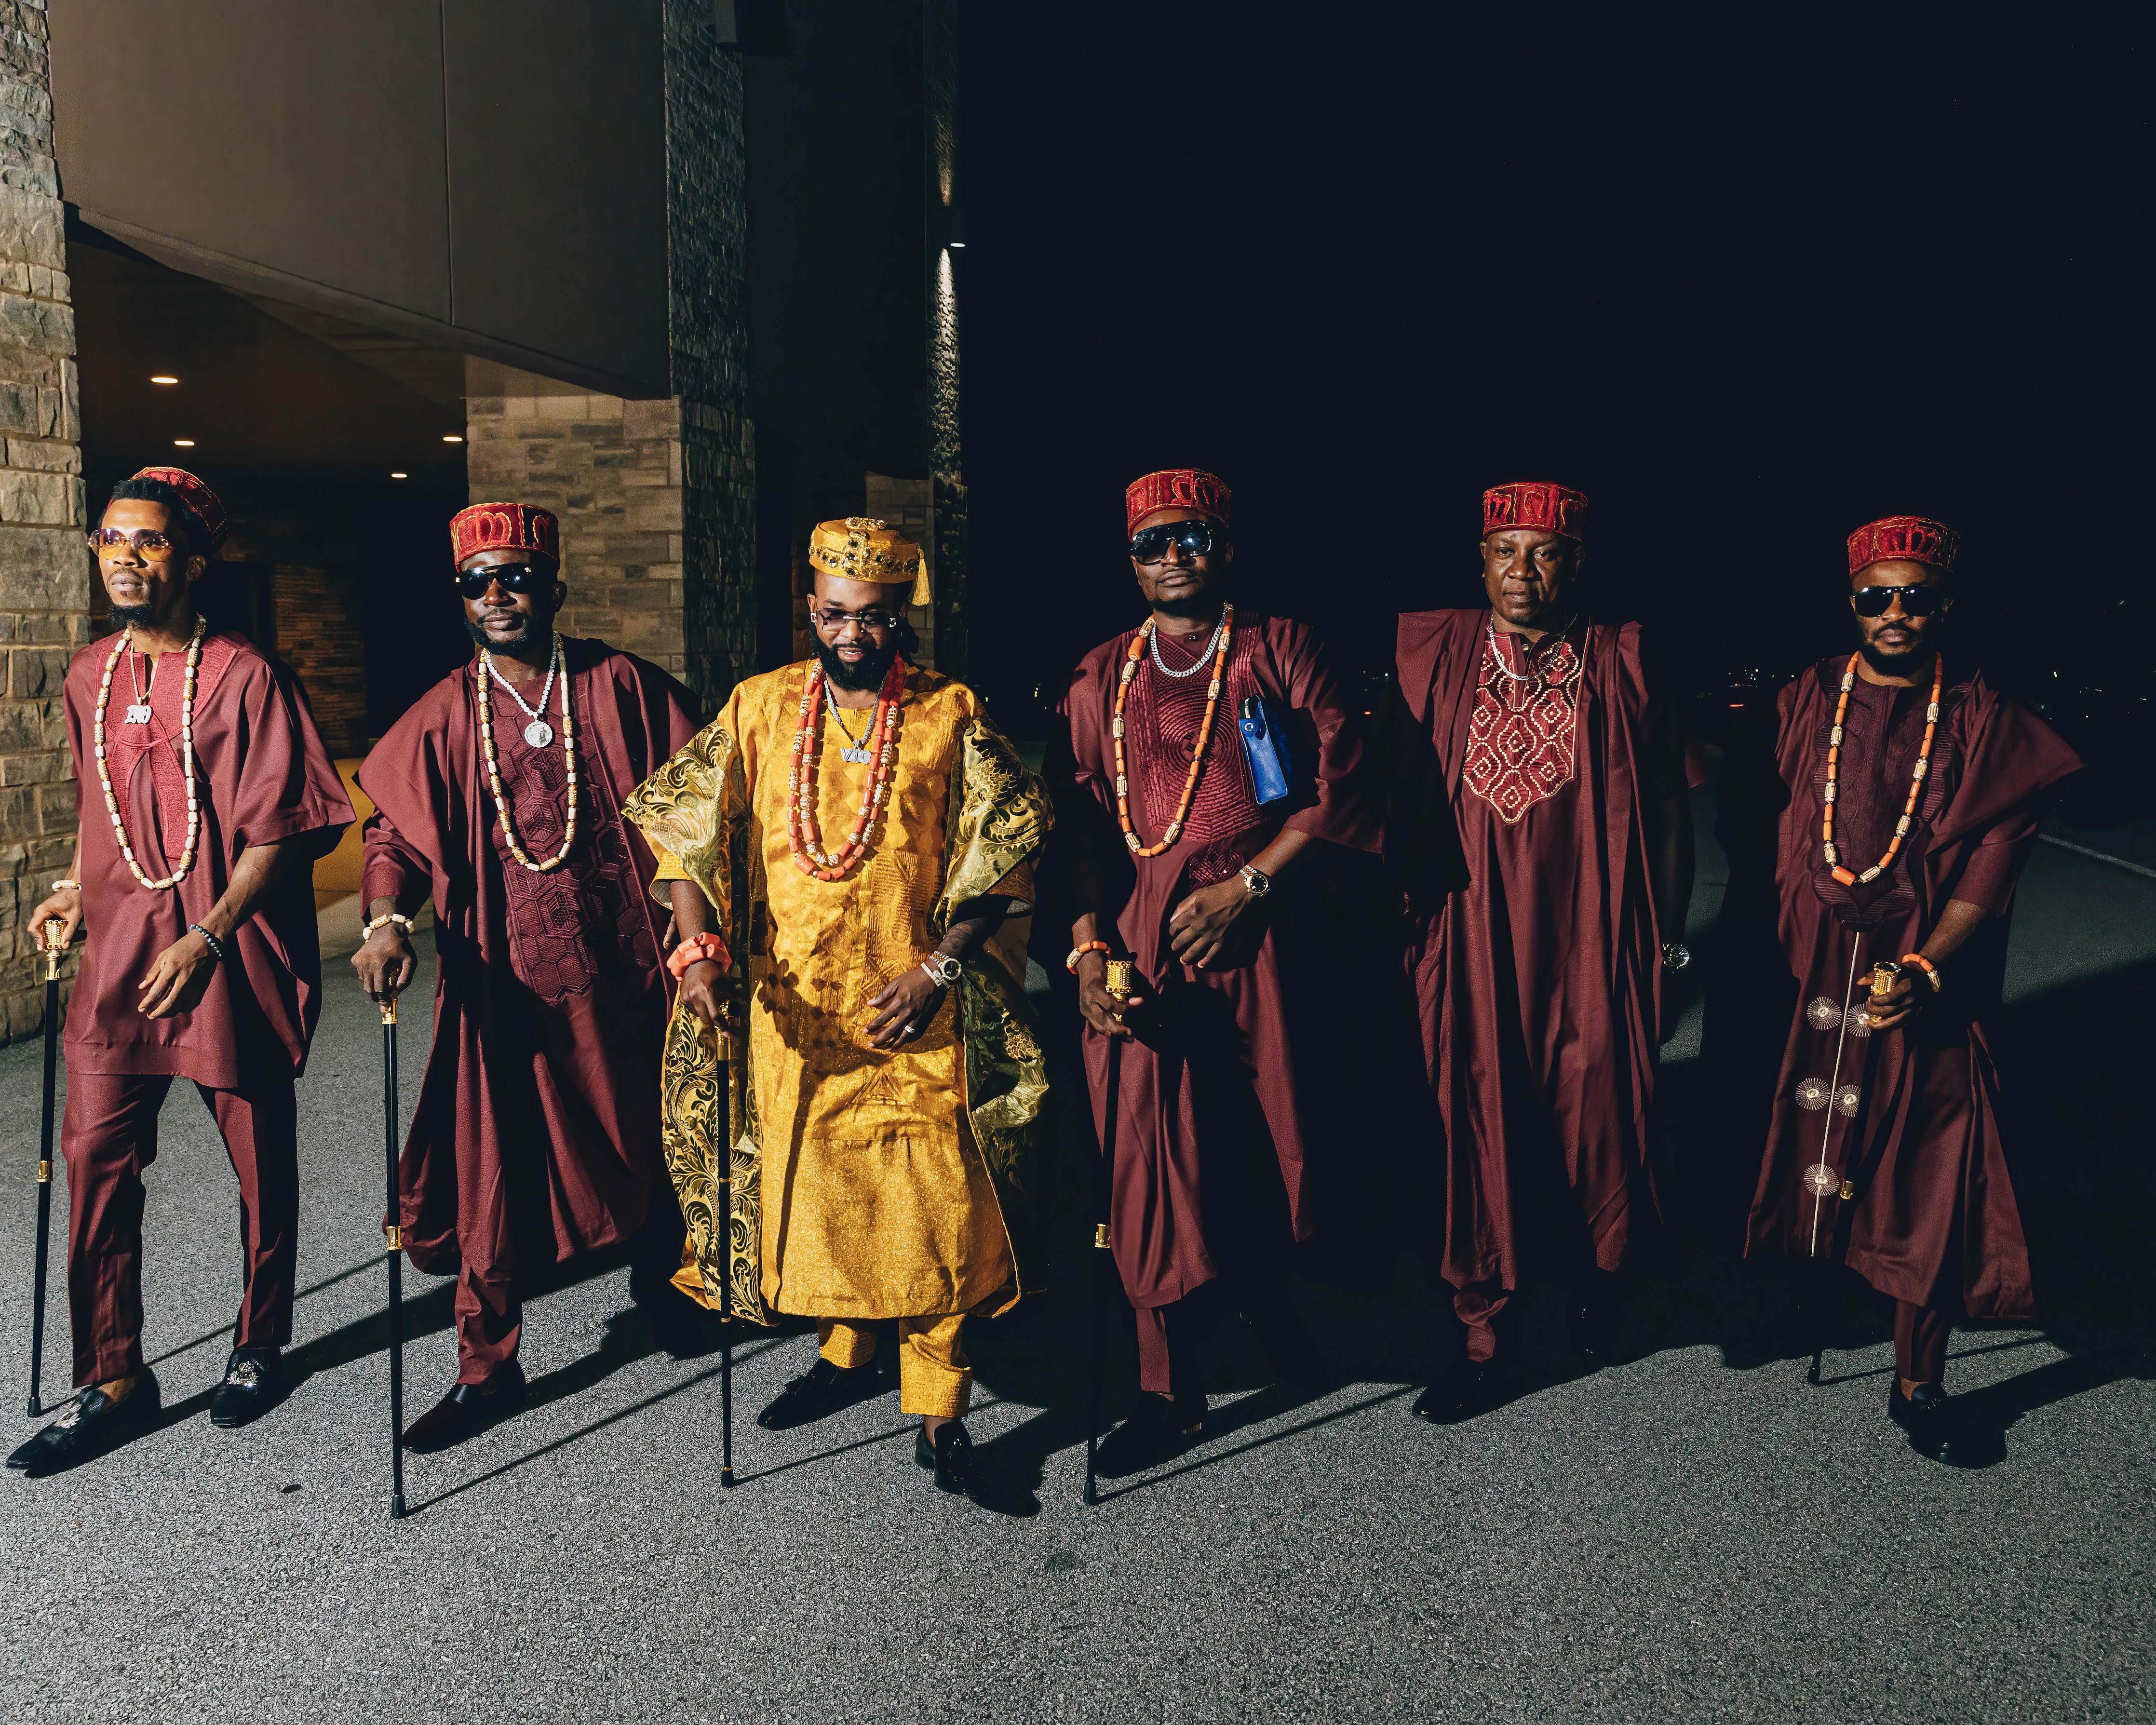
[1238,697,1294,805]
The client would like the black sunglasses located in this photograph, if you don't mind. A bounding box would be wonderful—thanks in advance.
[455,563,552,599]
[1851,584,1946,619]
[1129,519,1222,564]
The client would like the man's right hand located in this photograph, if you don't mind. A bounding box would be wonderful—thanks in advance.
[1075,951,1145,1040]
[27,887,81,952]
[352,926,417,1003]
[678,957,737,1031]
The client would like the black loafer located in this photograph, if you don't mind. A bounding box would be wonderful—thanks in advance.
[1093,1392,1206,1479]
[1411,1358,1506,1424]
[914,1420,976,1493]
[6,1369,162,1476]
[209,1347,291,1429]
[400,1360,528,1453]
[756,1357,873,1431]
[1888,1379,1962,1464]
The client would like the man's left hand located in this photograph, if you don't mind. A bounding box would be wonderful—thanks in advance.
[867,965,949,1048]
[1166,878,1253,970]
[137,930,219,1020]
[1864,970,1931,1032]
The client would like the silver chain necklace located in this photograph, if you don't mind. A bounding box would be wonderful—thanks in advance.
[1149,609,1227,677]
[824,679,875,764]
[1485,617,1582,688]
[485,638,560,747]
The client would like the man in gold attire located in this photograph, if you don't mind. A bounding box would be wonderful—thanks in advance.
[624,518,1051,1496]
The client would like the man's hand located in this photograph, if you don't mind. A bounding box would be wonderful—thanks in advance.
[866,965,949,1049]
[27,886,81,951]
[1075,950,1146,1039]
[678,957,738,1032]
[1864,969,1932,1033]
[136,930,218,1020]
[352,926,417,1004]
[1166,878,1253,970]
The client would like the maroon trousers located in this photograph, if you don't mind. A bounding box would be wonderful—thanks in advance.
[62,1069,298,1386]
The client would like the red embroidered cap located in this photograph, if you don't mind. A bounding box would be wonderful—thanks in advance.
[1482,480,1588,543]
[451,501,560,568]
[1126,469,1232,536]
[1846,514,1958,577]
[127,465,228,553]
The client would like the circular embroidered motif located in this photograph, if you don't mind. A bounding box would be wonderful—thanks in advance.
[1802,1161,1841,1197]
[1806,997,1842,1029]
[1834,1084,1862,1118]
[1794,1077,1830,1111]
[1843,1005,1873,1039]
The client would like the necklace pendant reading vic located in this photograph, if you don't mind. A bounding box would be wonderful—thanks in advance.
[523,719,554,748]
[123,703,153,725]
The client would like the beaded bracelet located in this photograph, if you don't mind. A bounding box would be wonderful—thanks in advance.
[187,922,226,963]
[1066,940,1111,974]
[51,878,81,892]
[1900,952,1942,992]
[363,911,417,941]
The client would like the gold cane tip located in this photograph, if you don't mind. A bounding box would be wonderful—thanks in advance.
[1092,1222,1112,1250]
[381,998,398,1026]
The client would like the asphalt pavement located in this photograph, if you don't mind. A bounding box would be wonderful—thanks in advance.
[0,802,2150,1724]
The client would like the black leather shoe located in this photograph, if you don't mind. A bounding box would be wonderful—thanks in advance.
[400,1360,527,1452]
[1411,1358,1506,1424]
[1093,1392,1206,1478]
[913,1420,976,1493]
[1888,1379,1962,1464]
[209,1347,291,1429]
[756,1357,874,1431]
[631,1270,714,1360]
[6,1369,162,1476]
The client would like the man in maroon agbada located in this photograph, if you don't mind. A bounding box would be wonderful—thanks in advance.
[1714,514,2078,1463]
[1392,480,1693,1422]
[1050,468,1381,1474]
[352,502,702,1451]
[9,468,352,1477]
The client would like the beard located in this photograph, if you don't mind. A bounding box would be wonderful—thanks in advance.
[463,606,554,656]
[1857,625,1940,679]
[816,633,903,693]
[108,604,156,631]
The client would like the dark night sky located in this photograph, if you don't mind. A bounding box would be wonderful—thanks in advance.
[956,5,2148,794]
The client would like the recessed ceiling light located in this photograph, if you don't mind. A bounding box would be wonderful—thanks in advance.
[173,438,195,447]
[442,433,464,443]
[149,375,178,385]
[390,472,408,480]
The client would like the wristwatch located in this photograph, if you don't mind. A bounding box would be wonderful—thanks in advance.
[1240,864,1272,898]
[920,954,962,987]
[1661,942,1691,972]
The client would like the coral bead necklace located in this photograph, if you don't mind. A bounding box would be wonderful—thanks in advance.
[93,617,207,891]
[1113,604,1234,857]
[790,658,904,880]
[1821,648,1942,886]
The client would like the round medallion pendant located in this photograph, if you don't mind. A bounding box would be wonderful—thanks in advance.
[524,720,555,748]
[1802,1161,1841,1198]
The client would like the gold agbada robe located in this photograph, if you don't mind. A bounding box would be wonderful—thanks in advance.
[623,663,1052,1324]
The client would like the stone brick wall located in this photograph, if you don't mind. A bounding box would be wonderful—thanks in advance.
[0,0,85,1041]
[464,380,688,679]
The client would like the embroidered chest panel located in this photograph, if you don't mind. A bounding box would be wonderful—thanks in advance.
[1461,632,1582,824]
[1124,626,1263,868]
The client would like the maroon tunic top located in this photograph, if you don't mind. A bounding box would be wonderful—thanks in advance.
[358,639,699,1281]
[1050,612,1381,1309]
[1392,609,1686,1293]
[62,631,352,1088]
[1723,657,2080,1319]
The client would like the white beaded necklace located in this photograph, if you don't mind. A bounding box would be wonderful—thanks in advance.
[476,633,578,872]
[93,618,206,891]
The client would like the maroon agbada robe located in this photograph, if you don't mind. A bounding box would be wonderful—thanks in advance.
[63,631,352,1086]
[1392,609,1686,1318]
[359,639,698,1376]
[1725,658,2079,1320]
[1051,612,1381,1323]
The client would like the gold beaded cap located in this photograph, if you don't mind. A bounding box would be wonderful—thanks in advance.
[807,517,930,607]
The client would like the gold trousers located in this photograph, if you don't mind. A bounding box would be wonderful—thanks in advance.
[817,1314,971,1418]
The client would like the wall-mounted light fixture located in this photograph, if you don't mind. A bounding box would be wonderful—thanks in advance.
[173,438,194,447]
[443,434,464,444]
[149,375,178,385]
[390,472,408,480]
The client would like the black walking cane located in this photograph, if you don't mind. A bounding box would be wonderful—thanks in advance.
[717,1021,735,1489]
[26,917,65,1417]
[382,994,407,1520]
[1083,958,1133,1505]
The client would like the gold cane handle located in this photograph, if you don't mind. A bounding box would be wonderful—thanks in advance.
[1102,957,1134,1005]
[40,916,64,983]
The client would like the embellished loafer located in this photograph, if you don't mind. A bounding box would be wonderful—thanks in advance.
[1888,1379,1962,1464]
[6,1369,162,1477]
[1411,1358,1506,1425]
[400,1360,527,1453]
[1093,1392,1206,1479]
[209,1346,291,1429]
[914,1419,976,1493]
[756,1357,874,1431]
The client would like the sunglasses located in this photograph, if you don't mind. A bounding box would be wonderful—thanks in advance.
[809,606,901,633]
[454,563,552,599]
[1850,584,1947,619]
[1129,519,1222,564]
[88,527,181,557]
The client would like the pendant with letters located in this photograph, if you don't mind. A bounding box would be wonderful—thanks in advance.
[123,703,153,725]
